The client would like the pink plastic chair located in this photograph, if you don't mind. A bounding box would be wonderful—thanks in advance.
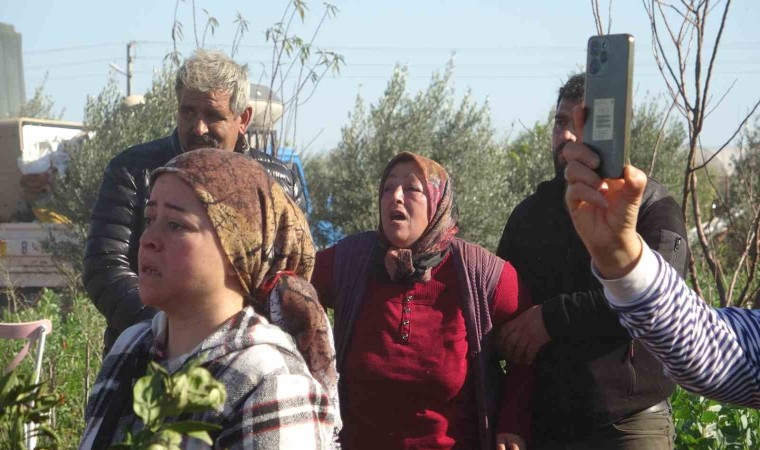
[0,319,53,449]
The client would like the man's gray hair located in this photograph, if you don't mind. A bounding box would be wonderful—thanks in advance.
[175,49,250,116]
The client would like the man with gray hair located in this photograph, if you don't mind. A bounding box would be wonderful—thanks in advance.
[83,49,304,351]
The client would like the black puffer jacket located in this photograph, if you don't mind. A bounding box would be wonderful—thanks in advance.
[496,175,689,441]
[82,130,304,351]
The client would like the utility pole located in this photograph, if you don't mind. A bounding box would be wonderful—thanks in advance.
[126,41,135,96]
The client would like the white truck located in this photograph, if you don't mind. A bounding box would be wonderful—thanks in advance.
[0,117,83,290]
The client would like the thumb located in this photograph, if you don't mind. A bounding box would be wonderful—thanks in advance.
[622,164,647,206]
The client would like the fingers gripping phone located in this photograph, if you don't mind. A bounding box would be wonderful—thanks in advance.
[583,34,634,179]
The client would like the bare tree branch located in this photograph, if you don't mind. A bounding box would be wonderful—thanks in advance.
[705,78,737,118]
[735,207,760,306]
[698,0,733,128]
[279,4,336,95]
[192,0,199,48]
[690,167,729,304]
[646,0,693,113]
[299,128,324,156]
[656,0,698,24]
[697,136,743,251]
[167,0,184,66]
[649,96,678,176]
[691,97,760,171]
[607,0,613,33]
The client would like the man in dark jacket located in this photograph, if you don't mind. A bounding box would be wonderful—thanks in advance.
[495,73,688,449]
[83,49,304,351]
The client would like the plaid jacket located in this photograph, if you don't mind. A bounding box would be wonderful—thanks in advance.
[80,306,338,449]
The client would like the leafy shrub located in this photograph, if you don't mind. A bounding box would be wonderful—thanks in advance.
[672,387,760,449]
[0,368,63,449]
[0,290,105,448]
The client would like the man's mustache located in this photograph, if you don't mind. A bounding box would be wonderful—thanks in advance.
[188,134,220,148]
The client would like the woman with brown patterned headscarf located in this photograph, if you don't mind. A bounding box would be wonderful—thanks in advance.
[311,152,534,450]
[80,149,339,449]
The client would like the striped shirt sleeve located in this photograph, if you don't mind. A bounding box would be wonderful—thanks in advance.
[594,242,760,408]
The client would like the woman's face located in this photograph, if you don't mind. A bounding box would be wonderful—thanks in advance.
[381,161,429,249]
[138,174,234,313]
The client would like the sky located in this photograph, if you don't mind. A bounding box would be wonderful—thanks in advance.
[2,0,759,154]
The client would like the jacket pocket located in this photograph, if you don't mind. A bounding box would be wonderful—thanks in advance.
[658,229,688,275]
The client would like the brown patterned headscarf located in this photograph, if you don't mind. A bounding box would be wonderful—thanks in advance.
[377,152,459,282]
[150,149,337,398]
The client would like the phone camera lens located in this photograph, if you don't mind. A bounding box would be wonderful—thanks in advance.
[590,40,600,56]
[589,58,600,74]
[600,51,608,63]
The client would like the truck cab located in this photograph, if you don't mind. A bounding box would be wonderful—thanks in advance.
[0,118,83,291]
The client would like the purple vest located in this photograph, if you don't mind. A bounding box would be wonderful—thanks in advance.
[331,231,505,450]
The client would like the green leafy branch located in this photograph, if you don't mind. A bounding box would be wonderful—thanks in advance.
[109,359,227,450]
[0,369,63,450]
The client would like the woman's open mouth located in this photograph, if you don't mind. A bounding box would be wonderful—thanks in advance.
[390,211,407,221]
[140,264,162,277]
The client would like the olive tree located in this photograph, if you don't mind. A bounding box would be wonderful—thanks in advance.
[306,62,519,251]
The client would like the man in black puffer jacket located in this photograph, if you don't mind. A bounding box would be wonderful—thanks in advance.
[83,49,304,351]
[495,73,689,449]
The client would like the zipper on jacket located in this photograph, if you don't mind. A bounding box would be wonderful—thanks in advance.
[669,236,684,269]
[627,339,636,399]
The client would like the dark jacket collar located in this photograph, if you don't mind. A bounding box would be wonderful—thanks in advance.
[536,175,567,203]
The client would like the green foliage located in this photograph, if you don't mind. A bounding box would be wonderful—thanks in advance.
[44,71,176,277]
[307,62,515,250]
[504,114,554,204]
[0,368,63,449]
[0,286,225,449]
[111,359,225,449]
[707,115,760,307]
[682,115,759,308]
[629,97,687,197]
[15,77,64,120]
[307,66,691,253]
[0,289,105,448]
[672,387,760,449]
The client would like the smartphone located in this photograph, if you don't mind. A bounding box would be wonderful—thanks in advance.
[583,33,634,179]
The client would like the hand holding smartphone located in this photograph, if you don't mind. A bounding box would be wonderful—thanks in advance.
[582,34,635,179]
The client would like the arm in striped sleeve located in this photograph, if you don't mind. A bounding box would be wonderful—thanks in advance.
[596,241,760,409]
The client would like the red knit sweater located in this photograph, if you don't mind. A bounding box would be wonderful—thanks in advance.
[312,246,533,449]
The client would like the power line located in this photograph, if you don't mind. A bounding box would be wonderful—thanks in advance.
[24,39,760,57]
[28,66,760,82]
[129,53,760,69]
[23,42,124,55]
[27,71,760,84]
[134,40,760,52]
[242,71,760,81]
[25,58,118,70]
[26,52,760,73]
[26,74,109,81]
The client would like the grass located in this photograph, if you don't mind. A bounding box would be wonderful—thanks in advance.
[0,289,104,449]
